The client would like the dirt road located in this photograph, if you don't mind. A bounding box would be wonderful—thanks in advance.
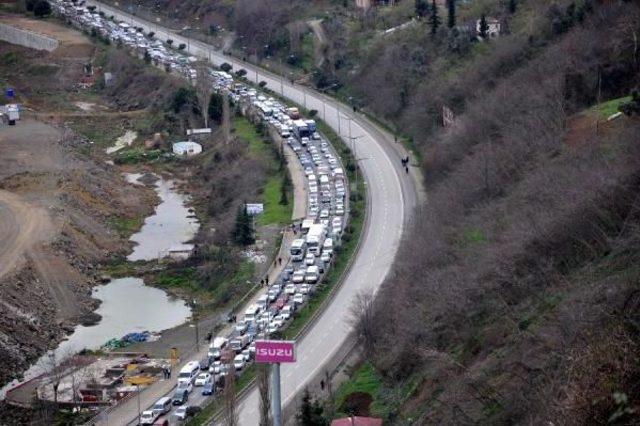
[0,190,54,281]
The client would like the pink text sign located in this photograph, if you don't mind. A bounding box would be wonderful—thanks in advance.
[255,340,296,363]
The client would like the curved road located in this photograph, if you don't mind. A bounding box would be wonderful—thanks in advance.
[85,2,419,423]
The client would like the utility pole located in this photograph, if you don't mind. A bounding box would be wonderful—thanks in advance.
[271,363,282,426]
[136,385,141,425]
[192,299,199,350]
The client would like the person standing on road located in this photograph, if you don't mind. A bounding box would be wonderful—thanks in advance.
[266,276,269,286]
[278,257,282,266]
[405,166,409,174]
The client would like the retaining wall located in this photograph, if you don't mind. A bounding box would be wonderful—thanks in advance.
[0,22,59,51]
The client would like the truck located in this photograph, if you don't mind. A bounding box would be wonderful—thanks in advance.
[229,335,251,353]
[286,107,300,119]
[301,218,315,233]
[306,223,326,255]
[304,119,317,133]
[207,336,228,359]
[290,238,306,261]
[293,119,310,140]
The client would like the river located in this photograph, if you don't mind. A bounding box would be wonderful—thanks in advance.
[1,174,199,397]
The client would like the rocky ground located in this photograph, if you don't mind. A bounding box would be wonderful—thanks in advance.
[0,118,156,387]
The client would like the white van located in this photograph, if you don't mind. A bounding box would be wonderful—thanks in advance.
[323,238,334,255]
[152,396,172,416]
[257,294,269,311]
[305,265,319,283]
[208,337,227,359]
[177,361,200,385]
[233,354,245,370]
[244,304,260,323]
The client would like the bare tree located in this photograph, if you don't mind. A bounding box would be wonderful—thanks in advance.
[349,288,376,357]
[222,90,231,144]
[222,370,238,426]
[257,364,271,426]
[196,62,213,128]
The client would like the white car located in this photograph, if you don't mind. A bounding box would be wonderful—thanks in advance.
[304,252,316,266]
[140,410,157,425]
[209,360,222,374]
[291,272,305,284]
[335,206,345,216]
[293,293,305,305]
[304,167,314,176]
[299,284,311,294]
[285,283,297,295]
[194,372,211,387]
[173,405,188,420]
[176,381,193,394]
[280,305,293,320]
[320,209,329,219]
[234,354,245,370]
[267,322,280,334]
[321,251,332,263]
[309,185,318,194]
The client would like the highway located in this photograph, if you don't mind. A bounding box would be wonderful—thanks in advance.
[84,2,419,423]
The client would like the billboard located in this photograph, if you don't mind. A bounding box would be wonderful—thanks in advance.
[245,203,264,215]
[255,340,296,363]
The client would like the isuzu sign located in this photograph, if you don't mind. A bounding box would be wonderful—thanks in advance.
[255,340,296,363]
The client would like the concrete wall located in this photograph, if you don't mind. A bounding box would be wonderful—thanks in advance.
[0,22,59,51]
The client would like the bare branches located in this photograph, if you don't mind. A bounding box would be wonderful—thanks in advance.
[257,364,271,426]
[222,370,238,426]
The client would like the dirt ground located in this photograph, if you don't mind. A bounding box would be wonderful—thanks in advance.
[0,14,94,58]
[0,119,155,387]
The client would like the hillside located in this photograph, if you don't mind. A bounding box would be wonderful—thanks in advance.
[100,0,640,423]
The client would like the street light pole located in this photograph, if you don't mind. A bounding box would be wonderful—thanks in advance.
[136,384,141,425]
[192,299,199,350]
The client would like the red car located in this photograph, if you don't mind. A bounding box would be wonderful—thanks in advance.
[275,295,289,310]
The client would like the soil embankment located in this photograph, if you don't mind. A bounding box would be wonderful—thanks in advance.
[0,118,155,387]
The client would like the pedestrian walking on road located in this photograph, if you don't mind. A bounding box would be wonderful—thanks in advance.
[266,276,269,286]
[278,257,282,266]
[320,379,325,390]
[260,279,265,286]
[405,166,409,174]
[168,367,171,378]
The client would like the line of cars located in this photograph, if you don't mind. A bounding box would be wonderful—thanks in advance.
[52,3,351,422]
[51,0,200,80]
[137,88,349,424]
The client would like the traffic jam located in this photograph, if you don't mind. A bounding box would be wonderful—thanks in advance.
[139,78,349,425]
[50,3,350,424]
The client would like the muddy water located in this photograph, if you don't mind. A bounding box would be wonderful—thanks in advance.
[1,174,199,398]
[1,278,191,397]
[126,173,200,261]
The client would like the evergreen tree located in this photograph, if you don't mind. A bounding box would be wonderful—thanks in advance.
[415,0,429,18]
[509,0,517,13]
[428,0,441,37]
[33,0,51,17]
[479,14,489,39]
[447,0,456,28]
[297,389,328,426]
[279,174,290,206]
[208,93,224,124]
[234,205,255,246]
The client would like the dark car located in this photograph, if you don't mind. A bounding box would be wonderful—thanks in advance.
[172,389,189,406]
[200,356,211,370]
[202,382,214,396]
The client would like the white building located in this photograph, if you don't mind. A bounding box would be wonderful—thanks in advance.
[476,17,501,39]
[172,141,202,156]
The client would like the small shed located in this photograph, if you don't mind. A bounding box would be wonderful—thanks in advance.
[172,141,202,156]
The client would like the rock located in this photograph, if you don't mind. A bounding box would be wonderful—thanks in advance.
[78,312,102,327]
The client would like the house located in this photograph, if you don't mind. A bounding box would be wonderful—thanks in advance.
[172,141,202,156]
[476,17,501,39]
[331,417,383,426]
